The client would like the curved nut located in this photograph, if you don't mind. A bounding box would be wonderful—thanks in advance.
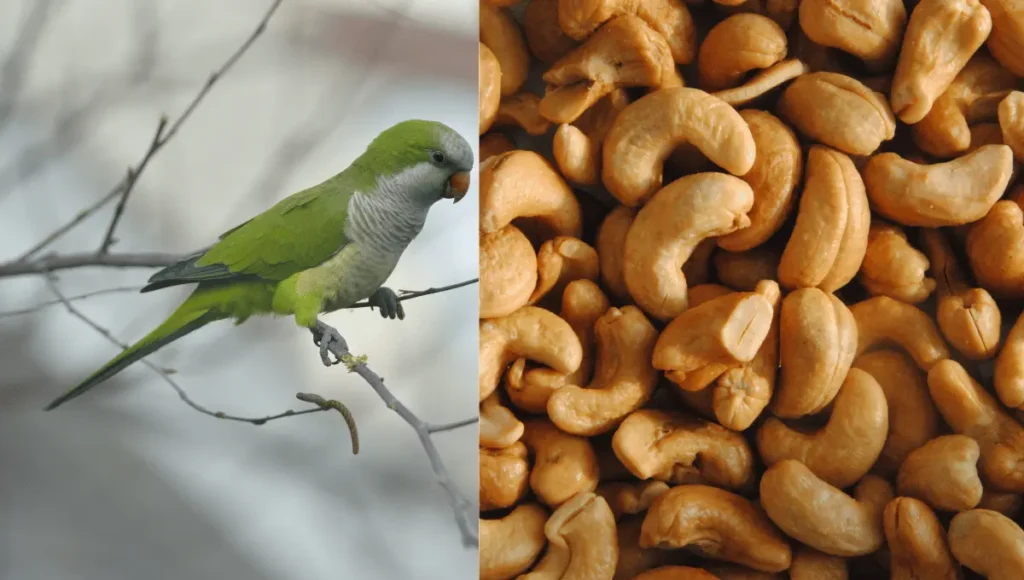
[481,442,530,511]
[495,93,553,136]
[948,509,1024,579]
[858,221,935,303]
[797,0,906,69]
[480,306,583,401]
[519,491,618,580]
[996,312,1024,410]
[883,497,961,580]
[653,289,773,385]
[548,306,659,436]
[480,503,548,580]
[778,146,870,292]
[480,150,583,239]
[778,73,896,156]
[596,480,670,520]
[1000,90,1024,162]
[760,460,893,557]
[965,199,1024,299]
[911,56,1017,159]
[920,228,1002,360]
[850,296,950,372]
[529,236,600,306]
[697,14,787,91]
[633,567,721,580]
[757,368,888,489]
[558,0,698,65]
[982,0,1024,76]
[480,225,537,319]
[713,59,810,108]
[596,205,635,303]
[523,0,578,64]
[480,392,525,448]
[480,2,530,97]
[717,110,802,252]
[480,42,502,134]
[612,409,756,490]
[480,132,516,162]
[540,16,682,125]
[851,350,940,474]
[622,172,754,320]
[897,434,983,512]
[927,359,1024,493]
[788,547,848,580]
[774,288,857,418]
[602,88,756,207]
[714,246,782,291]
[890,0,993,123]
[640,485,792,573]
[521,419,600,507]
[553,90,631,186]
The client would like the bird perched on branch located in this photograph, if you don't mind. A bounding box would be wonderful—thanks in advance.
[45,119,474,410]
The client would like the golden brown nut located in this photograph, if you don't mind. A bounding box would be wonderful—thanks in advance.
[523,0,578,64]
[480,42,502,134]
[883,497,961,580]
[996,311,1024,411]
[481,503,548,580]
[480,225,537,319]
[714,247,782,292]
[480,2,530,97]
[633,567,721,580]
[615,516,675,580]
[521,419,600,507]
[850,296,950,372]
[965,198,1024,299]
[480,392,525,448]
[788,546,848,580]
[596,480,670,520]
[481,442,530,512]
[857,221,935,303]
[897,434,983,512]
[520,492,618,580]
[948,509,1024,579]
[528,236,600,306]
[981,0,1024,76]
[480,150,583,240]
[558,0,698,65]
[553,90,631,186]
[641,485,792,573]
[596,205,635,304]
[977,489,1024,518]
[999,91,1024,161]
[697,14,788,91]
[480,132,516,162]
[712,59,810,108]
[494,93,553,136]
[797,0,906,69]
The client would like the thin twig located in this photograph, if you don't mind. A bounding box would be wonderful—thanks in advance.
[0,251,180,278]
[0,285,141,318]
[351,278,477,310]
[97,117,167,253]
[15,0,284,262]
[315,320,478,548]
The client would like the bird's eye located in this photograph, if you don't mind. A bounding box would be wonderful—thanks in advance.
[431,151,446,164]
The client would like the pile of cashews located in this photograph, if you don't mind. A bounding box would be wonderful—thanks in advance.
[478,0,1024,577]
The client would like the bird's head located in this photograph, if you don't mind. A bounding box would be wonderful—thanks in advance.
[359,119,475,205]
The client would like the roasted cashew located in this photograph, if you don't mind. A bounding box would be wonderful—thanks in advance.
[714,247,782,292]
[712,59,810,108]
[773,288,858,418]
[760,460,893,557]
[480,2,530,97]
[850,296,950,372]
[858,221,935,303]
[851,350,940,474]
[479,306,583,401]
[883,497,961,580]
[481,442,530,512]
[622,172,754,320]
[777,146,870,292]
[521,419,600,507]
[558,0,697,65]
[995,311,1024,410]
[602,89,756,207]
[596,205,635,304]
[481,503,548,580]
[520,491,618,580]
[788,547,848,580]
[921,228,1002,360]
[480,392,525,448]
[615,516,675,580]
[978,489,1024,518]
[797,0,906,70]
[897,434,983,512]
[494,93,553,136]
[553,89,631,186]
[697,14,787,91]
[863,145,1014,227]
[927,359,1024,493]
[640,485,792,573]
[480,150,583,240]
[540,16,682,125]
[480,132,516,162]
[717,110,802,252]
[548,306,659,436]
[523,0,578,64]
[889,0,993,124]
[982,0,1024,74]
[480,225,537,319]
[633,567,720,580]
[757,368,888,489]
[911,55,1017,159]
[1000,90,1024,162]
[529,236,600,306]
[948,509,1024,580]
[967,121,1007,152]
[612,409,756,490]
[965,198,1024,299]
[778,73,897,156]
[596,480,670,520]
[480,42,502,134]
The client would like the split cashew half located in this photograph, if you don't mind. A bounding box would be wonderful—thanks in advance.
[481,503,548,580]
[520,491,618,580]
[797,0,906,69]
[883,497,961,580]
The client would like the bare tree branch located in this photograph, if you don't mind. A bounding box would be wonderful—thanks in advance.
[0,251,180,277]
[14,0,284,262]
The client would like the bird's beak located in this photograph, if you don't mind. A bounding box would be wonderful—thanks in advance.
[444,171,471,203]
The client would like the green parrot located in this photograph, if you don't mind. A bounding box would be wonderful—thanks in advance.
[45,119,474,411]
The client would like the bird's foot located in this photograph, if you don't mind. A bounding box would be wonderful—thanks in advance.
[311,320,348,367]
[368,286,405,320]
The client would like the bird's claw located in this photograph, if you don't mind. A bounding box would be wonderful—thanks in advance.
[369,287,405,320]
[312,321,346,367]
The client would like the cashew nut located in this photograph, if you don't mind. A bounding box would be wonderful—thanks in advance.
[858,221,935,303]
[632,567,721,580]
[559,0,698,65]
[697,14,788,91]
[520,491,618,580]
[612,409,756,490]
[553,89,631,186]
[996,311,1024,410]
[480,225,538,319]
[616,516,675,580]
[481,392,525,448]
[883,497,961,580]
[548,305,659,436]
[529,236,600,306]
[705,566,785,580]
[495,93,553,136]
[480,132,516,162]
[596,205,635,304]
[602,88,756,207]
[521,419,600,507]
[760,459,893,557]
[978,489,1024,518]
[640,485,792,573]
[524,0,578,64]
[897,434,983,512]
[965,198,1024,299]
[714,247,782,293]
[481,442,530,512]
[797,0,906,69]
[712,59,810,108]
[999,90,1024,162]
[757,368,889,489]
[788,546,849,580]
[481,503,548,580]
[948,509,1024,580]
[596,480,670,520]
[480,2,530,97]
[622,172,754,320]
[850,296,950,372]
[480,150,583,240]
[481,42,502,134]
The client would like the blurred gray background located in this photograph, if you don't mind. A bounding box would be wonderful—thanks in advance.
[0,0,478,578]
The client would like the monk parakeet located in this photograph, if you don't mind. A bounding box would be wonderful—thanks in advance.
[45,119,474,411]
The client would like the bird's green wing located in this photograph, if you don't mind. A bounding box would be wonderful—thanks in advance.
[142,180,353,292]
